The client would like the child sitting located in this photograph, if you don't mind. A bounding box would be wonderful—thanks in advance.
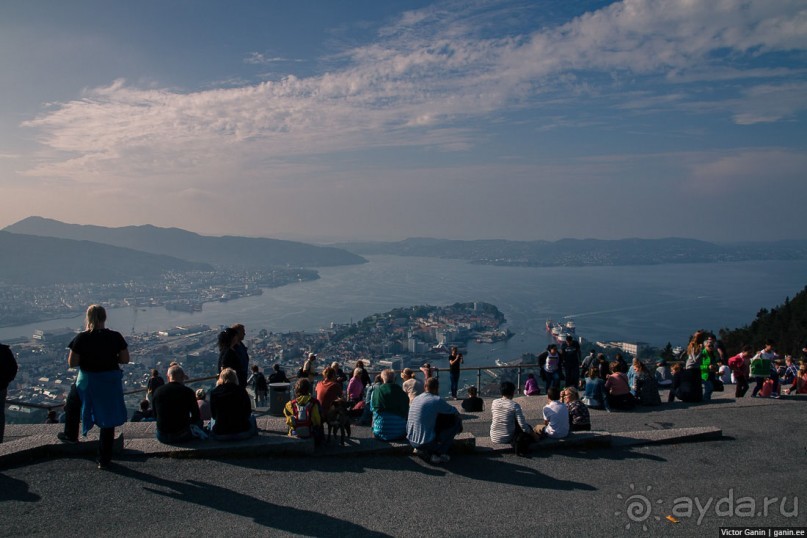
[534,387,569,439]
[562,387,590,431]
[524,373,541,396]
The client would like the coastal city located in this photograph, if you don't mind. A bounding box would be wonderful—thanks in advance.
[0,267,317,327]
[4,301,512,419]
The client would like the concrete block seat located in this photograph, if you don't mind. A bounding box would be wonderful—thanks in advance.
[0,428,125,468]
[475,431,613,454]
[123,431,314,459]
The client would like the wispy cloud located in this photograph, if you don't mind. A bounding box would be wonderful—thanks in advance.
[20,0,807,186]
[244,52,304,65]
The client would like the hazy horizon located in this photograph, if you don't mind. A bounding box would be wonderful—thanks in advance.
[2,1,806,242]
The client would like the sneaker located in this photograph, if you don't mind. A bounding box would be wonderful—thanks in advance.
[438,454,451,463]
[57,432,78,444]
[430,454,443,464]
[412,448,420,455]
[770,393,780,399]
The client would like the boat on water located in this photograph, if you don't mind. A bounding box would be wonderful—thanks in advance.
[545,318,578,345]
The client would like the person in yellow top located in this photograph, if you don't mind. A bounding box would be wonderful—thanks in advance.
[284,378,322,440]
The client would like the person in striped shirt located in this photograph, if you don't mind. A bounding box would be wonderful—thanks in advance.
[490,381,537,456]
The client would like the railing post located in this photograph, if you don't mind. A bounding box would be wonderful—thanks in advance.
[517,366,522,394]
[476,368,482,394]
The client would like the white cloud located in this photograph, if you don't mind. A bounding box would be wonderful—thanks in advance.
[18,0,807,188]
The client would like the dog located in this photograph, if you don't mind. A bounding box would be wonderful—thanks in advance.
[325,398,352,445]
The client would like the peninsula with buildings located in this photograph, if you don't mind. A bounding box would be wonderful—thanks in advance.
[4,301,511,419]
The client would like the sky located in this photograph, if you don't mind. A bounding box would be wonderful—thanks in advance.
[1,0,806,243]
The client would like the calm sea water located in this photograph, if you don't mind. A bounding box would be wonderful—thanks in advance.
[2,256,805,363]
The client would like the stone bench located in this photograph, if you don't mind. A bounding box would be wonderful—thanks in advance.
[124,432,314,459]
[475,431,613,453]
[0,430,125,468]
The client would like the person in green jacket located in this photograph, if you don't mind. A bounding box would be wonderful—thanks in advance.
[699,335,720,401]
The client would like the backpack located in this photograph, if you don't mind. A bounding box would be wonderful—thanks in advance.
[291,400,314,438]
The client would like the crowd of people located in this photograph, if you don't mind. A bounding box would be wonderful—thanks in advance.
[3,309,806,469]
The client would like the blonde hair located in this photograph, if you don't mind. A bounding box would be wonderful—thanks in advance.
[85,304,107,331]
[218,367,238,385]
[353,368,363,378]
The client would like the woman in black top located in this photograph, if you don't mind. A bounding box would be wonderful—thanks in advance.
[209,368,256,441]
[66,304,129,469]
[217,328,240,374]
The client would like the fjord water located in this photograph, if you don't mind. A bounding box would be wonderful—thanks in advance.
[2,256,806,362]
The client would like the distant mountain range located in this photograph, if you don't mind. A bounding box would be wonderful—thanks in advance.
[5,217,367,269]
[0,231,212,286]
[335,237,807,266]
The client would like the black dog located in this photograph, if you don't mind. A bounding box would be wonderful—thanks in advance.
[326,399,352,445]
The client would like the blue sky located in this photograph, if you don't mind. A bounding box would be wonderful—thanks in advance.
[1,0,805,242]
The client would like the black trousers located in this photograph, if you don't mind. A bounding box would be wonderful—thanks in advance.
[63,383,115,463]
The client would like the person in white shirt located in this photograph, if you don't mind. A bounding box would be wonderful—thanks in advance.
[535,387,569,439]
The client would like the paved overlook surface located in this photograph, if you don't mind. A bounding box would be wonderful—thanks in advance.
[1,391,805,537]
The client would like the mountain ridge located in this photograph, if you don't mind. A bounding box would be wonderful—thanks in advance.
[5,217,367,269]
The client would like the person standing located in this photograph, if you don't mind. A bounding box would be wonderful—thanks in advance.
[448,347,463,400]
[699,335,720,401]
[231,324,250,387]
[728,345,752,398]
[61,305,129,469]
[0,342,19,443]
[217,328,241,382]
[539,344,562,394]
[561,335,582,389]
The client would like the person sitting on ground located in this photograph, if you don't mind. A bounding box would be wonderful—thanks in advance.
[784,365,807,395]
[605,361,636,410]
[131,399,154,422]
[562,387,590,432]
[370,368,409,441]
[780,355,798,386]
[152,365,203,444]
[490,381,537,455]
[284,378,322,439]
[654,359,673,387]
[360,374,383,426]
[268,363,289,384]
[461,386,484,412]
[316,366,343,416]
[146,368,165,403]
[627,358,639,395]
[347,367,364,405]
[668,362,702,403]
[401,368,424,402]
[209,367,257,441]
[583,367,609,411]
[633,361,661,406]
[535,387,569,439]
[195,388,211,421]
[247,364,268,407]
[45,410,58,424]
[524,373,541,396]
[331,361,347,386]
[407,377,462,465]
